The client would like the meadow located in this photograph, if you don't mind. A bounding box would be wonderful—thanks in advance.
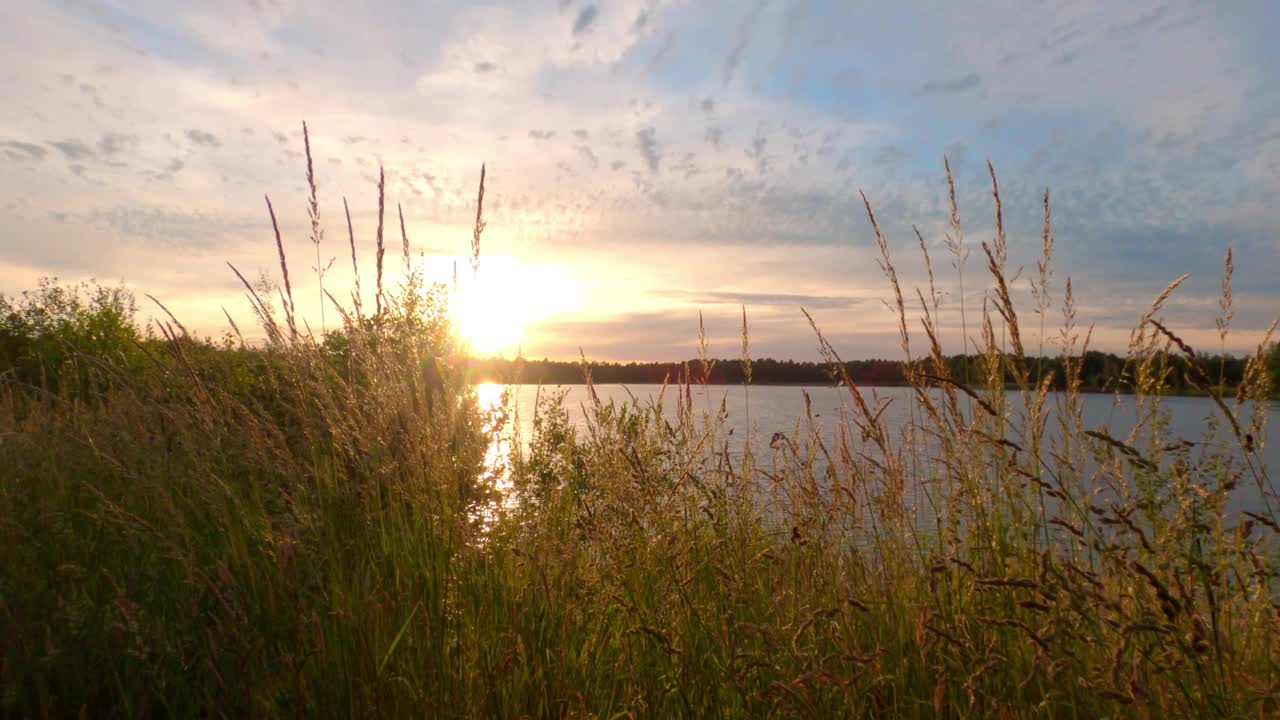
[2,138,1278,718]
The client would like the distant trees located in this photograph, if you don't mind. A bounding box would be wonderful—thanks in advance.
[470,349,1271,397]
[5,277,1276,400]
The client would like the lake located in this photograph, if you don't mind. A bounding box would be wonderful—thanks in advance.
[478,383,1279,516]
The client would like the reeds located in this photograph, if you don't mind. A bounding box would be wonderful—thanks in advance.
[304,121,333,334]
[0,137,1276,719]
[471,164,486,275]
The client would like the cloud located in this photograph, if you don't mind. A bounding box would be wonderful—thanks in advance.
[0,0,1276,356]
[746,128,769,174]
[51,205,258,250]
[670,152,700,179]
[185,129,222,148]
[1107,6,1168,36]
[913,72,982,96]
[532,310,707,361]
[572,5,599,35]
[97,133,138,155]
[635,127,661,173]
[646,33,675,72]
[660,290,856,310]
[576,145,599,169]
[873,144,908,166]
[723,1,767,87]
[50,140,95,161]
[154,157,185,180]
[1,139,47,162]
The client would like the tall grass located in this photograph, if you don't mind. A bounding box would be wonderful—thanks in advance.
[1,143,1277,718]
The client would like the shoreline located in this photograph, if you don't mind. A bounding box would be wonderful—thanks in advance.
[470,380,1271,399]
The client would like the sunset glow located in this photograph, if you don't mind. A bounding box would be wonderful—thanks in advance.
[0,1,1275,360]
[5,3,1280,714]
[441,257,581,357]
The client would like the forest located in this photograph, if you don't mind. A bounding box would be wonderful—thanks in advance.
[470,350,1278,396]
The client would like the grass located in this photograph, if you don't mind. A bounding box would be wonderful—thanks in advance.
[1,132,1278,718]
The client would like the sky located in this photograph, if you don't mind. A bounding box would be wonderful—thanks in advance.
[1,0,1277,361]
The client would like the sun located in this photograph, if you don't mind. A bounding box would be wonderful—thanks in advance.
[446,257,578,357]
[455,280,524,355]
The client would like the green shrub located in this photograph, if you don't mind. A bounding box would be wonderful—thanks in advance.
[0,277,144,395]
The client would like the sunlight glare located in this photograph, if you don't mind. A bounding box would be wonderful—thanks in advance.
[436,256,579,356]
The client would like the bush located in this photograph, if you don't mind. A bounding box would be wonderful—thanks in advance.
[0,277,144,395]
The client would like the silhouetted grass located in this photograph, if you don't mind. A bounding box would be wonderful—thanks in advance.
[1,141,1278,718]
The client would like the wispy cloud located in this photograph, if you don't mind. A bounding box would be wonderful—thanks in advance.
[576,144,599,169]
[1,140,48,162]
[635,127,661,174]
[97,133,138,155]
[723,0,768,87]
[660,289,858,310]
[572,5,599,35]
[185,129,221,148]
[50,140,95,161]
[913,72,982,96]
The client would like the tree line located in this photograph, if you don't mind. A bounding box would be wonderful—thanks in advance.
[470,349,1280,397]
[3,277,1277,399]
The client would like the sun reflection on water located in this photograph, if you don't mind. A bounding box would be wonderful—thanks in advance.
[474,382,515,529]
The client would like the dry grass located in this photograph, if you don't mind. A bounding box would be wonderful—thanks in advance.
[1,144,1277,718]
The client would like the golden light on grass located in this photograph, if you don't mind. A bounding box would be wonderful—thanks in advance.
[8,123,1280,718]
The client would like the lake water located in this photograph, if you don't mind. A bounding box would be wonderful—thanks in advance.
[478,383,1279,515]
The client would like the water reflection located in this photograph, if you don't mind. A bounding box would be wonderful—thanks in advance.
[477,382,509,477]
[475,382,515,527]
[473,383,1278,518]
